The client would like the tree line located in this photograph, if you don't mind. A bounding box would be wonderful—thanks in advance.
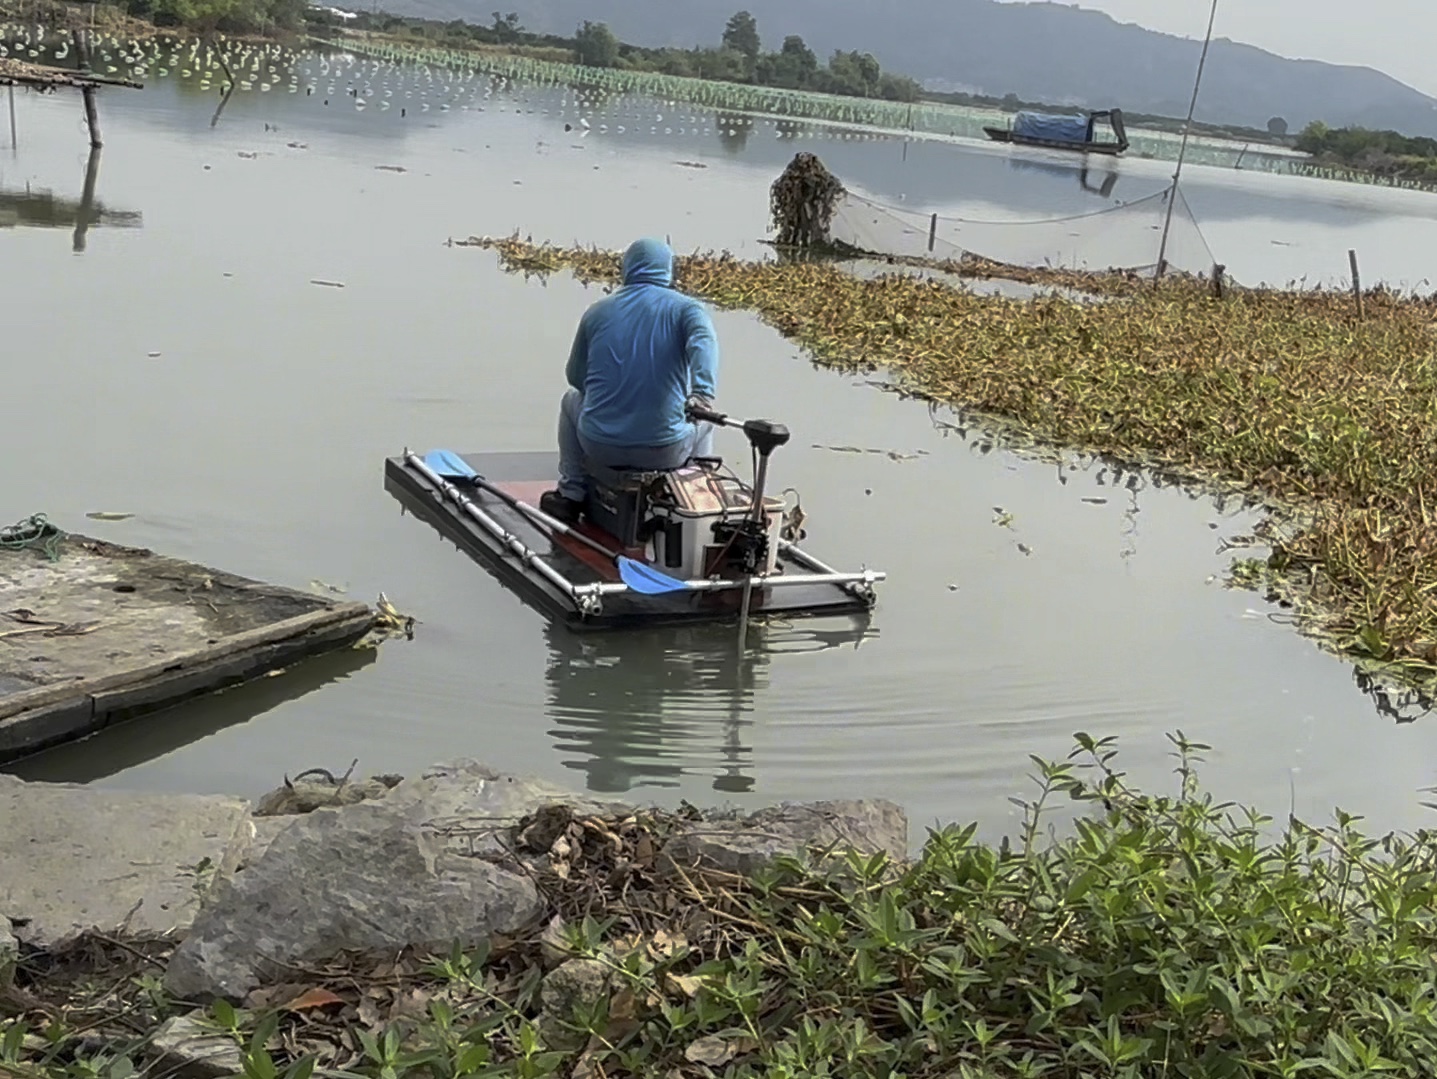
[119,0,309,36]
[1295,120,1437,181]
[353,8,923,103]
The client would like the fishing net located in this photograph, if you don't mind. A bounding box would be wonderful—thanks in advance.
[827,185,1221,280]
[769,152,847,248]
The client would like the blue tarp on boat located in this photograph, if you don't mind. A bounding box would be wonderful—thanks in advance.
[1012,111,1092,144]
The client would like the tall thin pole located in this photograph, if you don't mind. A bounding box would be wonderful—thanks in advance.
[81,85,102,148]
[8,84,16,151]
[1156,0,1219,280]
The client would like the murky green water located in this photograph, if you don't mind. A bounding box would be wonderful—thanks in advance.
[6,47,1437,841]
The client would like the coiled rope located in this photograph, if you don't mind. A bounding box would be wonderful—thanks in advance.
[0,513,66,562]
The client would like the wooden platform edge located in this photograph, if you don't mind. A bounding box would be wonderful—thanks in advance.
[0,609,376,758]
[0,604,375,764]
[0,58,143,90]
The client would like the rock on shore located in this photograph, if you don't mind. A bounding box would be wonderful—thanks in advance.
[0,760,906,1003]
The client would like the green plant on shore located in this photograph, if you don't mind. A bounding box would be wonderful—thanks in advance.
[465,235,1437,701]
[178,855,216,904]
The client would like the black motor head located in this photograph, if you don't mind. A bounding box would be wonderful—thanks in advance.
[742,418,791,456]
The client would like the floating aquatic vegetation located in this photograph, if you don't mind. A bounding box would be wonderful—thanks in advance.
[468,233,1437,697]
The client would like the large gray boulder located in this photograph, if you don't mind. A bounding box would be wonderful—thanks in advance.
[662,799,909,876]
[379,760,629,854]
[164,761,625,1001]
[164,803,542,1001]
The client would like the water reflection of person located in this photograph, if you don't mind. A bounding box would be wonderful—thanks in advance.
[542,616,876,796]
[543,621,765,795]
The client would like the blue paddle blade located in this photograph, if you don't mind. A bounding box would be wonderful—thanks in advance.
[423,449,477,480]
[617,556,690,595]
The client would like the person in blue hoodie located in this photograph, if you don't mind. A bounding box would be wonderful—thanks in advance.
[540,237,720,524]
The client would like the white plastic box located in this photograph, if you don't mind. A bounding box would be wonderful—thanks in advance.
[649,465,785,580]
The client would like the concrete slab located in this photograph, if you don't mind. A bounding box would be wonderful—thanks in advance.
[0,530,376,763]
[0,773,252,948]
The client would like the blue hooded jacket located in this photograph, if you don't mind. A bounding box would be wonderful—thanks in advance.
[566,238,719,448]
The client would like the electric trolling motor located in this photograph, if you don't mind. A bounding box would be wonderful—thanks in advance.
[686,402,790,630]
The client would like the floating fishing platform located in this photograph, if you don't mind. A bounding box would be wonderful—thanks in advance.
[385,450,884,631]
[0,46,143,149]
[0,57,139,92]
[0,522,378,764]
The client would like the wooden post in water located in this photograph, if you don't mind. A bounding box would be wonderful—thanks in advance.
[1210,262,1226,300]
[81,85,102,149]
[74,22,101,148]
[7,84,15,151]
[1349,249,1364,319]
[927,212,938,253]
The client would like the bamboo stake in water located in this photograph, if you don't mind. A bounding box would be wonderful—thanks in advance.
[81,85,101,149]
[1156,0,1220,280]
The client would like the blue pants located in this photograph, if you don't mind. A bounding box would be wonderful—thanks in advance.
[557,387,715,501]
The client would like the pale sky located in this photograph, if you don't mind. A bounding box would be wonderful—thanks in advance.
[1008,0,1437,98]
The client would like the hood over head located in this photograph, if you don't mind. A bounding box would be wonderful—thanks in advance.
[621,237,675,287]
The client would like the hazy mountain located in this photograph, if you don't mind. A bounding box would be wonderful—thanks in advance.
[372,0,1437,136]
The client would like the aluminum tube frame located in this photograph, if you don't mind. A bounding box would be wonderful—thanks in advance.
[402,452,887,614]
[405,451,585,605]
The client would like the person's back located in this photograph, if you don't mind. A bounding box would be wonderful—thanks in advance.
[541,237,720,523]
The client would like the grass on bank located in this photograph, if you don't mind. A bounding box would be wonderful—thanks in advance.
[462,235,1437,699]
[7,734,1437,1078]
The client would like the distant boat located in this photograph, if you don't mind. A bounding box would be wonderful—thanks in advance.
[984,109,1129,156]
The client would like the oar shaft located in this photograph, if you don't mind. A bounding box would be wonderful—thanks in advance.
[406,453,584,603]
[468,474,622,563]
[415,452,691,598]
